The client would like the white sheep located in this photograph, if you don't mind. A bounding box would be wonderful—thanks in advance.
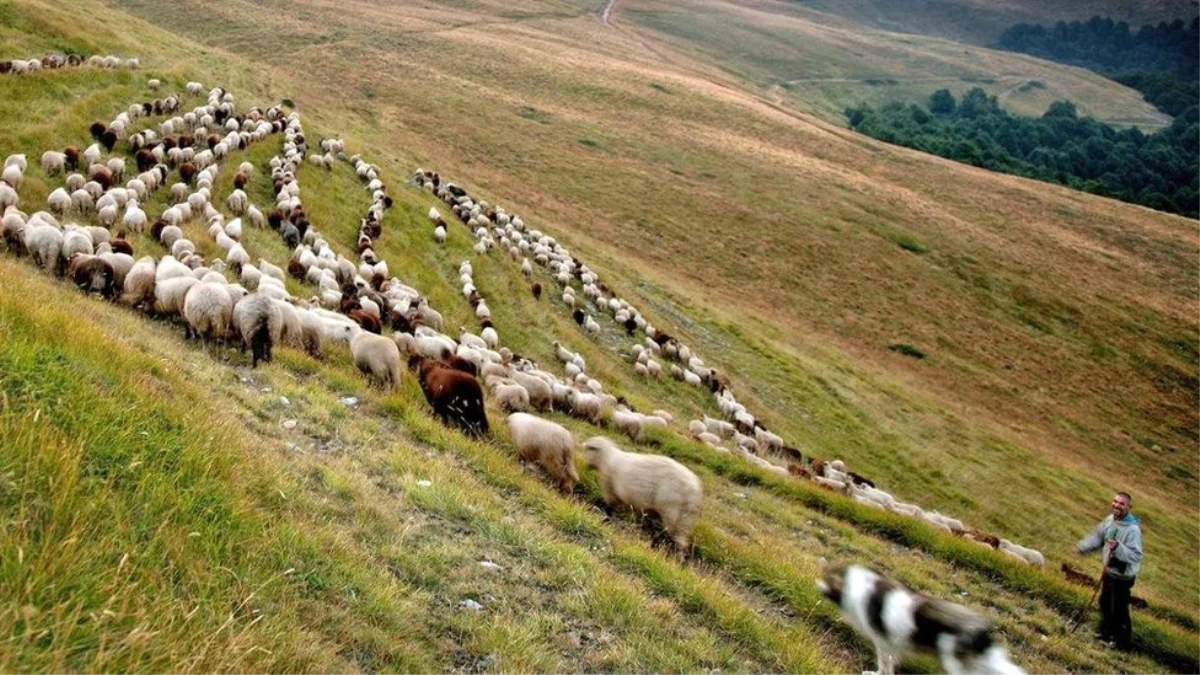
[611,409,646,442]
[24,224,64,275]
[41,151,66,176]
[998,539,1045,567]
[2,164,24,190]
[154,276,200,316]
[47,188,72,213]
[351,330,402,390]
[507,413,579,493]
[231,293,283,367]
[567,389,606,424]
[183,281,234,341]
[491,379,531,412]
[583,436,703,556]
[120,256,157,308]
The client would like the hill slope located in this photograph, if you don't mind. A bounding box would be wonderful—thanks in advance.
[1,0,1197,671]
[798,0,1199,46]
[617,0,1173,127]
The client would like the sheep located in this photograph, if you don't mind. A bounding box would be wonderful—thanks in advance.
[491,379,531,412]
[183,281,234,341]
[611,409,646,442]
[507,369,553,412]
[506,413,579,493]
[68,254,116,298]
[351,330,402,390]
[583,436,703,557]
[410,355,489,438]
[24,224,64,275]
[62,228,94,261]
[47,188,72,213]
[702,415,735,439]
[813,475,847,492]
[998,539,1045,567]
[1,164,23,190]
[232,293,283,367]
[567,389,606,424]
[0,183,18,212]
[110,254,154,306]
[42,150,66,176]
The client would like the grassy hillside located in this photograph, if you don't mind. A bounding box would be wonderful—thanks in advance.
[1,0,1197,671]
[618,0,1173,127]
[798,0,1199,46]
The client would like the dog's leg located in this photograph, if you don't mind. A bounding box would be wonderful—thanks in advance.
[871,642,894,675]
[937,634,965,675]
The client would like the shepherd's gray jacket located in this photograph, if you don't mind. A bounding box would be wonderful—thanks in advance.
[1077,513,1143,580]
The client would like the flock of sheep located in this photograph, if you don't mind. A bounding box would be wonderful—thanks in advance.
[410,167,1048,568]
[1,52,139,74]
[0,63,1048,567]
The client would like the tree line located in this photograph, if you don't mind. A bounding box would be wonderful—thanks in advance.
[845,88,1199,218]
[993,16,1198,117]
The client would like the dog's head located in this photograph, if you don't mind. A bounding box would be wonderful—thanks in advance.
[816,563,847,607]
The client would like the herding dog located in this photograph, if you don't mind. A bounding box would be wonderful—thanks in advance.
[817,564,1025,675]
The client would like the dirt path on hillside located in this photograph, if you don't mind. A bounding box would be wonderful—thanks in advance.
[602,0,617,25]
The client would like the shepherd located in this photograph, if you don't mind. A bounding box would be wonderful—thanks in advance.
[1074,491,1143,650]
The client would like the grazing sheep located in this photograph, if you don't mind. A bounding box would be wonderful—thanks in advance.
[410,355,489,438]
[68,254,116,298]
[998,539,1045,567]
[491,379,531,412]
[233,293,283,367]
[584,436,703,556]
[24,224,64,275]
[120,256,157,308]
[611,409,646,442]
[182,281,234,341]
[567,389,606,424]
[506,413,579,493]
[351,330,402,390]
[1,164,23,190]
[42,150,66,176]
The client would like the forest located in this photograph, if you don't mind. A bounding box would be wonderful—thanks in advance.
[845,89,1199,218]
[994,16,1198,117]
[843,16,1198,218]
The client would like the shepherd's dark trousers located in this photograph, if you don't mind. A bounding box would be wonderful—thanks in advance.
[1099,574,1134,648]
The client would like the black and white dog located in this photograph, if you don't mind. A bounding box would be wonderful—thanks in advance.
[817,564,1025,675]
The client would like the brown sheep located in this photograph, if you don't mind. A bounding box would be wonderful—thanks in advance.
[69,255,116,299]
[410,355,489,438]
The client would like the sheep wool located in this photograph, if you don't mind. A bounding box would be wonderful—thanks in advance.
[584,437,703,556]
[507,413,579,493]
[233,293,283,368]
[351,330,402,390]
